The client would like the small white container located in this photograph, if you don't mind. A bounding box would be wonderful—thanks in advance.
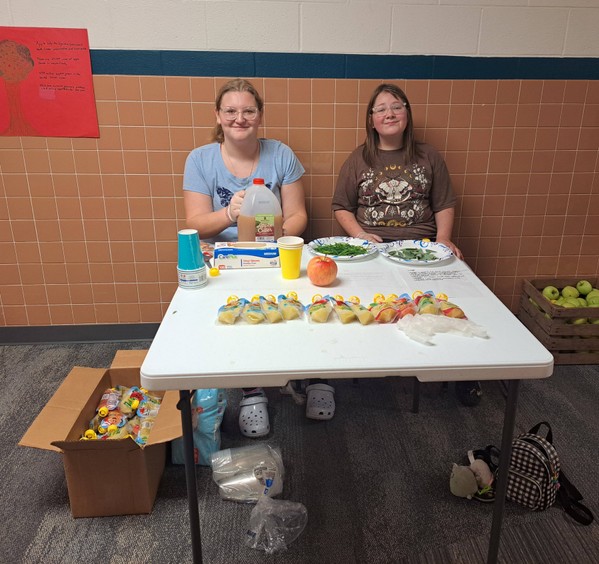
[177,266,208,289]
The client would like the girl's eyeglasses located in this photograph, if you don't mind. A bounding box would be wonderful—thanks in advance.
[219,107,260,121]
[371,103,408,116]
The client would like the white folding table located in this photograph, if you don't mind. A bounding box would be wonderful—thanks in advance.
[141,249,553,564]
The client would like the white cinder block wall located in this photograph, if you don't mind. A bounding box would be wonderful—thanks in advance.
[1,0,598,57]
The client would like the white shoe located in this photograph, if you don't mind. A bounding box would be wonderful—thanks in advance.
[305,384,335,420]
[238,395,270,437]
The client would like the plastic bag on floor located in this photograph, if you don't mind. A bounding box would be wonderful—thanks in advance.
[211,443,284,503]
[244,496,308,554]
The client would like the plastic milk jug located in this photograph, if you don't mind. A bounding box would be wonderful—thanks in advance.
[237,178,283,242]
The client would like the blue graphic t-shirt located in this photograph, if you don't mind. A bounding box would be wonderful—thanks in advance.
[183,139,305,242]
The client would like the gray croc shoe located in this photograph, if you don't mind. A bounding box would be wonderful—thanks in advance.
[305,384,335,420]
[239,395,270,437]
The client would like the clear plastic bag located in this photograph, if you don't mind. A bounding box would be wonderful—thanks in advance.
[211,444,284,503]
[244,496,308,554]
[396,313,489,345]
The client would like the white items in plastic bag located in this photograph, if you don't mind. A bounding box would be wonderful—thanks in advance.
[396,313,489,345]
[244,496,308,554]
[211,444,284,503]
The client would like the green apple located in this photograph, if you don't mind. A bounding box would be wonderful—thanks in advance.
[569,317,588,325]
[561,285,579,299]
[577,298,588,307]
[588,304,599,323]
[576,280,593,295]
[587,295,599,306]
[586,290,599,301]
[542,285,560,300]
[563,297,581,307]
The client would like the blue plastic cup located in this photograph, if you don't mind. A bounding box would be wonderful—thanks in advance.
[177,229,205,270]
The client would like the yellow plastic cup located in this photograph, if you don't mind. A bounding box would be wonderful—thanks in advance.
[277,236,304,279]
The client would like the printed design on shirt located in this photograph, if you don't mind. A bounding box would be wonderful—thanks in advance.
[359,163,429,227]
[216,186,234,207]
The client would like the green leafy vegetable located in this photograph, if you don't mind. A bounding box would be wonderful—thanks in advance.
[314,242,368,256]
[388,248,438,261]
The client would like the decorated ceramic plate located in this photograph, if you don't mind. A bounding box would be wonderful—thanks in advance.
[380,240,453,265]
[308,237,378,261]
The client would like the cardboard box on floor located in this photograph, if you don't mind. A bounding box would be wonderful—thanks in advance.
[19,350,182,518]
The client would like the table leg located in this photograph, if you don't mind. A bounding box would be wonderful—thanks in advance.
[411,377,420,413]
[487,379,520,564]
[177,390,203,564]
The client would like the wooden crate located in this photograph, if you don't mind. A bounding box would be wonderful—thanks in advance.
[519,278,599,365]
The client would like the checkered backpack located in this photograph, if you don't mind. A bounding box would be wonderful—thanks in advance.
[506,422,560,510]
[506,422,593,525]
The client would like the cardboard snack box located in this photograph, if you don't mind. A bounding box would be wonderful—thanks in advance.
[213,241,280,269]
[19,350,182,518]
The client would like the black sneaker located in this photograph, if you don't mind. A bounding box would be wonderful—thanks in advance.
[473,485,495,503]
[456,381,482,406]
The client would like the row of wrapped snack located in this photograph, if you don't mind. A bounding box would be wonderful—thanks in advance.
[217,291,467,325]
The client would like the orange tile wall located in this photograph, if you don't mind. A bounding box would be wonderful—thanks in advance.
[1,76,598,326]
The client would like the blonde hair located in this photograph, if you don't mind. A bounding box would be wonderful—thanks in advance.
[211,79,264,143]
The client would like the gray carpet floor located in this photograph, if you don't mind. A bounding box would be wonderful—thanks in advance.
[2,343,598,563]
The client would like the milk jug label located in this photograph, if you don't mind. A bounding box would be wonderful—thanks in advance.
[255,214,275,241]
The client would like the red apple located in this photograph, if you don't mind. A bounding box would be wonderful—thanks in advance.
[307,256,338,286]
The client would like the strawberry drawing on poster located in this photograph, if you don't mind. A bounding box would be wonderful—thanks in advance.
[0,27,99,138]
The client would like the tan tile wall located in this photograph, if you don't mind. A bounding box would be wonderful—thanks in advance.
[1,76,598,326]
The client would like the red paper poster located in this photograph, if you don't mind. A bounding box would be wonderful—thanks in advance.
[0,27,99,138]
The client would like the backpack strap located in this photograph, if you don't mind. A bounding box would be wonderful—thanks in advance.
[557,470,594,525]
[527,421,553,443]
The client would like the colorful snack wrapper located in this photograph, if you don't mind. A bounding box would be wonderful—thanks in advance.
[242,297,266,324]
[368,301,399,323]
[217,296,247,325]
[118,385,144,415]
[306,296,333,323]
[328,296,357,324]
[390,295,418,319]
[96,387,121,417]
[137,393,162,418]
[260,295,283,323]
[347,301,374,325]
[438,300,467,319]
[415,293,441,315]
[277,293,304,320]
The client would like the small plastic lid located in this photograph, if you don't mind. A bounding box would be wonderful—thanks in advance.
[252,178,265,185]
[98,406,109,417]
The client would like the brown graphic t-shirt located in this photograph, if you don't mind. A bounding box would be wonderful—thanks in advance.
[332,143,456,241]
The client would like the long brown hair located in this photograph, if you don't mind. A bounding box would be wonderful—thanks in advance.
[211,78,264,143]
[362,83,420,168]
